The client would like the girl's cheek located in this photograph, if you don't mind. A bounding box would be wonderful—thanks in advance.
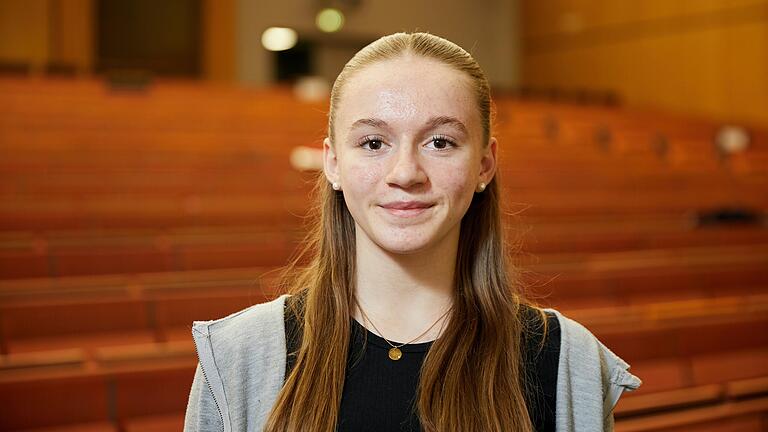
[438,160,473,190]
[346,161,382,187]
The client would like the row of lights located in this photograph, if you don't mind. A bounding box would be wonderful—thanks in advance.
[262,8,345,52]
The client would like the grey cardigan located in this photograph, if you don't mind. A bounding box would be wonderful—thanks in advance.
[184,294,641,431]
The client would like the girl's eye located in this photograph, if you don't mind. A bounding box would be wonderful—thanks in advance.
[358,136,386,151]
[428,136,455,150]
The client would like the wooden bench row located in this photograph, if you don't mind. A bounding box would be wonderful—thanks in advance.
[620,350,768,416]
[0,354,194,431]
[7,241,765,316]
[3,78,763,182]
[3,133,754,177]
[2,78,763,163]
[3,167,760,196]
[0,191,764,232]
[1,295,766,430]
[615,396,768,432]
[2,220,766,279]
[1,244,765,353]
[564,296,768,429]
[1,241,764,297]
[0,228,299,279]
[1,348,765,431]
[0,78,739,145]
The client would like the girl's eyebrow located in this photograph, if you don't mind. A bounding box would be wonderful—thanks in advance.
[349,118,389,130]
[425,116,469,136]
[349,116,469,136]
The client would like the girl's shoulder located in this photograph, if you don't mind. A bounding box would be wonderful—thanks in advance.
[191,293,287,341]
[187,294,290,431]
[542,307,642,430]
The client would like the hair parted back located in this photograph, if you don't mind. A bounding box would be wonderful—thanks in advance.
[264,31,542,432]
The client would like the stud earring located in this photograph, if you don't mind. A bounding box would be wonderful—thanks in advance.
[478,182,486,192]
[332,182,341,191]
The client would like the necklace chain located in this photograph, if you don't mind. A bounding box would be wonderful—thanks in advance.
[354,297,453,351]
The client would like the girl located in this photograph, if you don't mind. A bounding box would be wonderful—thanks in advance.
[185,32,641,432]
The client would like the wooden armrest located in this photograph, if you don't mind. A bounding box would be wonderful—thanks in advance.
[615,384,722,417]
[727,376,768,398]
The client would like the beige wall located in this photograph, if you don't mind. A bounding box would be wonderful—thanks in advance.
[236,0,521,89]
[520,0,768,127]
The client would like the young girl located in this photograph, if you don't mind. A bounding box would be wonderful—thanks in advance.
[184,32,641,432]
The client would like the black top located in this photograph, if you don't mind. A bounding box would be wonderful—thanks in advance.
[283,297,560,431]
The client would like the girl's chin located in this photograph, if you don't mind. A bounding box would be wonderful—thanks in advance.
[371,233,435,255]
[360,220,461,256]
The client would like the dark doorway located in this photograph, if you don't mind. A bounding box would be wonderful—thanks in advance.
[96,0,201,77]
[274,40,314,82]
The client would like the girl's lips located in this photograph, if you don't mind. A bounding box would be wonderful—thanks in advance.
[380,201,434,210]
[380,205,433,218]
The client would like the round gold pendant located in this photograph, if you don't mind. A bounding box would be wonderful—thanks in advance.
[388,347,403,361]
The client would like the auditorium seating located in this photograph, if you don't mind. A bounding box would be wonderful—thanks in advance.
[2,218,768,280]
[0,76,766,430]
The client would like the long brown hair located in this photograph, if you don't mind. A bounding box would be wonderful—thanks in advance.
[264,32,544,432]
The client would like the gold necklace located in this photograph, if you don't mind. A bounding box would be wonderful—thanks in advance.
[354,298,453,361]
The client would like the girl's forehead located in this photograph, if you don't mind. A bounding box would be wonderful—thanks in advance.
[337,57,479,132]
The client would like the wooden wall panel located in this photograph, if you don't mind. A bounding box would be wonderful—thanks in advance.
[49,0,93,73]
[0,0,49,70]
[521,0,768,126]
[202,0,236,82]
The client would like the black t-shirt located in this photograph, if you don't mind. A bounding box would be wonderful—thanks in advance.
[284,297,560,431]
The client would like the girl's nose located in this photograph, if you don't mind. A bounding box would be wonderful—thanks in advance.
[384,146,428,189]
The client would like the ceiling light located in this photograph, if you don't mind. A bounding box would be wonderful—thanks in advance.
[261,27,298,51]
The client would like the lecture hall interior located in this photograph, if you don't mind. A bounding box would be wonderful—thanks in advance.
[0,0,767,431]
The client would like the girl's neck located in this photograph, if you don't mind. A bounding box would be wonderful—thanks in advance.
[352,225,458,343]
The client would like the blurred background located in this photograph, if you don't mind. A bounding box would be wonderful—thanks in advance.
[0,0,767,431]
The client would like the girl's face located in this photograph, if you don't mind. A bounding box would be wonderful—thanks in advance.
[324,55,496,255]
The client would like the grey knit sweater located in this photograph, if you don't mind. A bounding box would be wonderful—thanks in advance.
[184,294,641,431]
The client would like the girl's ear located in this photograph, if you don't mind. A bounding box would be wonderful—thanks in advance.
[479,137,497,184]
[323,137,340,184]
